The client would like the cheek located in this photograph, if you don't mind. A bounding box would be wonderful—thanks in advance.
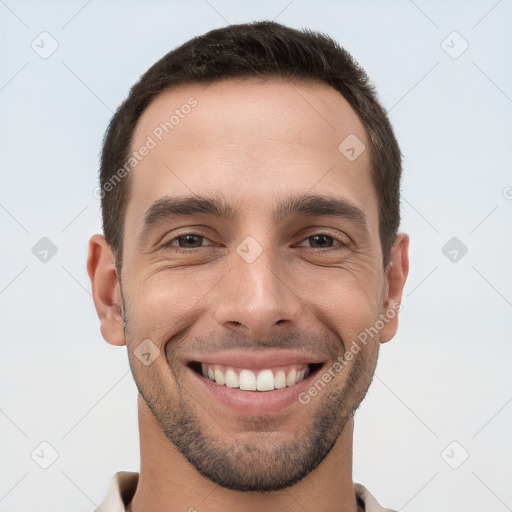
[292,266,382,346]
[127,268,217,341]
[126,251,383,349]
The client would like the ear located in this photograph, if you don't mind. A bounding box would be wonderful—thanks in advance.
[87,234,126,346]
[380,232,409,344]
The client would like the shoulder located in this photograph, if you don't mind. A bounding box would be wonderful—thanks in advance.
[354,482,398,512]
[93,471,139,512]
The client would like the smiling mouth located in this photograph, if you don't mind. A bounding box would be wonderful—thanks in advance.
[188,361,324,391]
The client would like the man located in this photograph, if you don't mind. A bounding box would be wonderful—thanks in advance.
[87,20,409,512]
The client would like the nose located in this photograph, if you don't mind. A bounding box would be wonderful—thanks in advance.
[211,245,304,340]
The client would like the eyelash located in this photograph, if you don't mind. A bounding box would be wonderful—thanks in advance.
[161,231,349,253]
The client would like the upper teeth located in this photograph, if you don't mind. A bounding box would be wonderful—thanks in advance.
[201,363,310,391]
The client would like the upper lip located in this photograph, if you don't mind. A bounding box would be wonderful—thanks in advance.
[185,350,325,370]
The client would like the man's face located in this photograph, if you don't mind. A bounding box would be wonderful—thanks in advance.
[114,78,403,491]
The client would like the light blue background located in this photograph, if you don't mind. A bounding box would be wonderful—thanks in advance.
[1,1,511,510]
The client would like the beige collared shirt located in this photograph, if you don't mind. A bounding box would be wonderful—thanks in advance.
[93,471,397,512]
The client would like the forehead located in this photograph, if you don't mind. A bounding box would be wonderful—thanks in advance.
[132,77,367,157]
[125,77,378,236]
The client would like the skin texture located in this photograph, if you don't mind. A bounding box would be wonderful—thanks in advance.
[87,77,409,512]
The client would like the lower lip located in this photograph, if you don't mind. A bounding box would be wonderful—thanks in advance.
[188,365,321,415]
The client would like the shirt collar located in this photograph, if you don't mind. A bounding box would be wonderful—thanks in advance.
[95,472,396,512]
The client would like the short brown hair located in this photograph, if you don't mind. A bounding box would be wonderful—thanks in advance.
[100,21,401,270]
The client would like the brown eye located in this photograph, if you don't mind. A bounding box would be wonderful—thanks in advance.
[175,234,205,248]
[307,234,335,248]
[163,232,214,250]
[296,233,347,250]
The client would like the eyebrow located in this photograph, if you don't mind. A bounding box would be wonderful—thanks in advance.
[138,193,369,243]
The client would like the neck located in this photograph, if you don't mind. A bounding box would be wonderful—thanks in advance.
[128,397,360,512]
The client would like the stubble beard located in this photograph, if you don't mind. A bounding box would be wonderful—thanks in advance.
[121,291,378,492]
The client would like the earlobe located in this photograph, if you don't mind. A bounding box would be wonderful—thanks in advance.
[87,234,126,346]
[380,232,410,344]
